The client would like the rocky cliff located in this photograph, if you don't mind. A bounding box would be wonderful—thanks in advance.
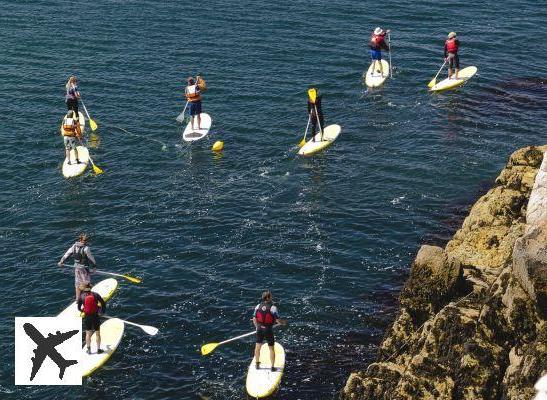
[342,146,547,400]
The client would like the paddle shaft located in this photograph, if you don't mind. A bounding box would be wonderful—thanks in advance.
[432,60,447,84]
[102,315,156,333]
[302,113,311,142]
[61,263,123,279]
[217,330,256,346]
[313,103,323,141]
[388,32,393,78]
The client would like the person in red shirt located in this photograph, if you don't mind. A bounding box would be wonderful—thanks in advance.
[444,32,461,79]
[77,283,106,355]
[369,27,390,76]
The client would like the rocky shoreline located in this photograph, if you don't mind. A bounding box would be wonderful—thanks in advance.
[342,146,547,400]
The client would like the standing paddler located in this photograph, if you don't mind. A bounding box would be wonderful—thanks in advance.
[444,32,460,79]
[61,110,83,165]
[58,233,97,300]
[184,75,206,132]
[369,27,390,76]
[253,291,286,371]
[307,88,324,142]
[65,76,81,117]
[78,282,106,355]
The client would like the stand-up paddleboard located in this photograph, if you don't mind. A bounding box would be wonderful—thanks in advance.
[81,318,125,377]
[430,66,478,92]
[365,60,390,88]
[183,112,212,142]
[58,278,118,318]
[62,146,90,178]
[246,342,285,398]
[298,124,341,157]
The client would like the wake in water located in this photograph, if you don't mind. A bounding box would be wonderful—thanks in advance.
[104,124,168,151]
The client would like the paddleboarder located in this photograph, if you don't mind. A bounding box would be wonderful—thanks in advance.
[307,89,324,142]
[369,27,390,76]
[444,32,460,79]
[77,283,106,355]
[58,233,97,300]
[253,291,285,371]
[185,76,204,132]
[65,76,81,116]
[61,110,83,165]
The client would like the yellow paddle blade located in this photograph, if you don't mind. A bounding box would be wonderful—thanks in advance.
[124,275,142,284]
[201,342,219,356]
[89,118,98,131]
[298,137,306,147]
[92,163,103,175]
[308,88,317,103]
[427,78,437,88]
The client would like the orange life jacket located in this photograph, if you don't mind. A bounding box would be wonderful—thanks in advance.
[62,117,78,137]
[185,84,202,102]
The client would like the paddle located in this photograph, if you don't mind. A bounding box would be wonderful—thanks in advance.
[80,99,98,131]
[387,31,393,78]
[428,59,447,88]
[298,114,311,148]
[176,101,189,123]
[60,263,141,284]
[103,315,158,336]
[308,88,324,141]
[201,320,287,356]
[88,156,104,175]
[201,330,256,356]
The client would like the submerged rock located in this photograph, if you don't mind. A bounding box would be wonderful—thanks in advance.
[342,146,547,400]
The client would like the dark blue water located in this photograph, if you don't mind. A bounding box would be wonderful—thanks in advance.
[1,0,546,398]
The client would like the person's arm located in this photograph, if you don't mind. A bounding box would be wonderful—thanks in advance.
[58,244,75,266]
[77,295,83,312]
[382,37,390,51]
[444,42,448,59]
[85,247,96,268]
[95,293,106,313]
[271,306,287,326]
[252,305,259,329]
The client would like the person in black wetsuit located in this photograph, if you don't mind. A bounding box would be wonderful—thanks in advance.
[307,89,324,142]
[252,291,286,371]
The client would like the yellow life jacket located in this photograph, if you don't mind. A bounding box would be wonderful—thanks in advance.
[62,117,78,137]
[185,84,202,102]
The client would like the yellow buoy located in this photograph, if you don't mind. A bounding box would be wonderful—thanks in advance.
[212,141,224,152]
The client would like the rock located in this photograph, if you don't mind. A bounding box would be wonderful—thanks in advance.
[342,146,547,400]
[512,225,547,319]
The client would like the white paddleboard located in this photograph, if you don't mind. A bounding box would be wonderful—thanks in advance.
[365,59,390,88]
[246,342,285,398]
[58,278,118,318]
[62,146,90,178]
[298,124,342,156]
[80,318,125,377]
[183,112,212,142]
[430,66,478,92]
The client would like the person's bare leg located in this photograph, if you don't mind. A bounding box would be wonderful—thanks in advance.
[197,114,201,130]
[379,59,384,76]
[66,147,71,164]
[455,68,459,79]
[191,115,195,130]
[85,331,92,349]
[75,146,80,163]
[96,331,101,350]
[254,343,262,368]
[448,67,453,79]
[269,345,275,368]
[75,286,80,301]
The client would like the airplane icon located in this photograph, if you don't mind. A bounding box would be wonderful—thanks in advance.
[23,322,79,381]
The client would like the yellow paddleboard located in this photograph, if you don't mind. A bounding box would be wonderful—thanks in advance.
[364,59,390,88]
[58,278,118,318]
[430,66,478,92]
[81,318,125,377]
[246,342,285,398]
[298,124,341,157]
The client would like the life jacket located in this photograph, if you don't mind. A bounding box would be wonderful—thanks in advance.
[83,292,98,314]
[185,84,202,102]
[255,302,275,327]
[73,242,89,265]
[62,117,78,137]
[370,34,385,50]
[446,38,459,53]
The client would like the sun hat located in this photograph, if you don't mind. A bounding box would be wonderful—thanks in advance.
[374,27,383,35]
[448,31,457,38]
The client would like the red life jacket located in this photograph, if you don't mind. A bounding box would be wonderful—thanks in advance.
[370,34,384,49]
[83,292,98,314]
[446,38,459,53]
[255,302,275,326]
